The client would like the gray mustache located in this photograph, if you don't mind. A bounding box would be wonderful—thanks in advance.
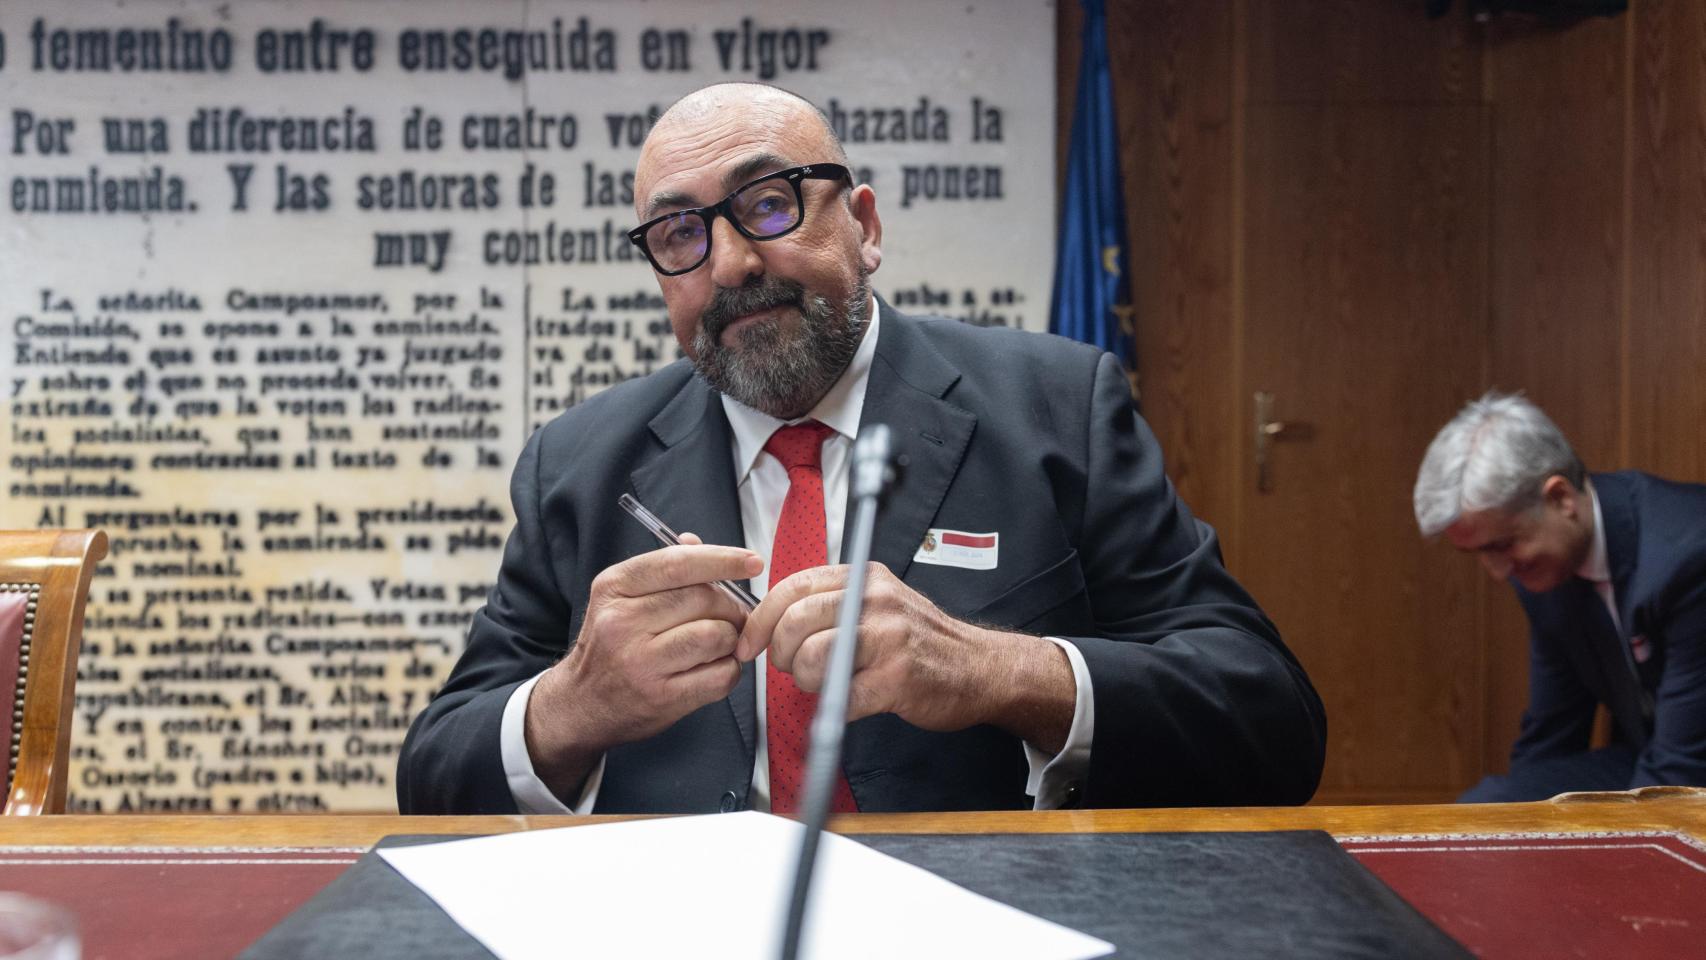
[701,278,805,341]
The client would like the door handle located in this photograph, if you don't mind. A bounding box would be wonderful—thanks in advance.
[1254,391,1304,493]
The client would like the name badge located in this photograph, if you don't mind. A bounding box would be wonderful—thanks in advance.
[913,529,998,570]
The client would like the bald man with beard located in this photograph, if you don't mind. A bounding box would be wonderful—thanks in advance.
[398,83,1326,815]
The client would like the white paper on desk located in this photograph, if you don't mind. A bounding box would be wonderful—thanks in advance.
[378,811,1114,960]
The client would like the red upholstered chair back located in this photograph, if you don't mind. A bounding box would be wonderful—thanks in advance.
[1,530,107,815]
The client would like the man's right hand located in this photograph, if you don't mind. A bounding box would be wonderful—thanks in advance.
[523,534,764,802]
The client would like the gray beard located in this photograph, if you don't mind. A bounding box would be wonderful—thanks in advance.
[690,273,870,419]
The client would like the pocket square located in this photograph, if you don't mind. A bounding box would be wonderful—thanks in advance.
[1630,634,1652,663]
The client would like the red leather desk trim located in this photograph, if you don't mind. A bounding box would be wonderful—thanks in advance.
[3,829,1703,958]
[0,846,362,960]
[1343,831,1706,959]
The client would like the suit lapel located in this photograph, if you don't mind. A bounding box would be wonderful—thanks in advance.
[1593,473,1660,711]
[629,378,759,769]
[841,302,976,584]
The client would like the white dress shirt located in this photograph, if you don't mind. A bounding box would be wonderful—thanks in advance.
[500,303,1095,813]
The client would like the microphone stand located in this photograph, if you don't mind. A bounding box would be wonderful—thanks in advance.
[779,424,897,960]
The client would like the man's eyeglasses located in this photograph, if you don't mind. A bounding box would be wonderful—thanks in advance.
[628,163,852,276]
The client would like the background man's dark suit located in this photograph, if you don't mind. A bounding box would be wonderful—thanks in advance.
[1471,471,1706,800]
[398,304,1327,814]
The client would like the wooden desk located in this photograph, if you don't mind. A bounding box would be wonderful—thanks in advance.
[3,785,1700,848]
[2,787,1702,959]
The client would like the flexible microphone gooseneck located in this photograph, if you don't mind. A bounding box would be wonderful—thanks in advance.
[778,424,898,960]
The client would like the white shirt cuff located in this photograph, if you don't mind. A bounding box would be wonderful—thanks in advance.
[1022,637,1093,809]
[501,671,604,815]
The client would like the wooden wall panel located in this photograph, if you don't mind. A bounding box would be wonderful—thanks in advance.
[1056,0,1083,200]
[1482,14,1627,774]
[1247,0,1480,104]
[1627,0,1706,480]
[1485,16,1626,466]
[1113,0,1244,553]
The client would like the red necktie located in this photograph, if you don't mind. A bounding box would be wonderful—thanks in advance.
[764,421,858,814]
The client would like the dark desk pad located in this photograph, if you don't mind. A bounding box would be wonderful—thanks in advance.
[240,830,1470,959]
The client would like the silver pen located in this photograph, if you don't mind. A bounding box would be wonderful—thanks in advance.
[617,493,760,611]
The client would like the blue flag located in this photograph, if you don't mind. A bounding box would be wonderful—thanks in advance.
[1050,0,1135,389]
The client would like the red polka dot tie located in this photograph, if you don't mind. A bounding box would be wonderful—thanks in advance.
[763,420,858,814]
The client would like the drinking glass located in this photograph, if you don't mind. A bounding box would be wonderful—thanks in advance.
[0,895,78,960]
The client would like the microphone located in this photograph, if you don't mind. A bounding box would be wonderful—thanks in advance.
[850,424,898,500]
[779,424,898,960]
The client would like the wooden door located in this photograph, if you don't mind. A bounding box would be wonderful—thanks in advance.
[1239,103,1491,803]
[1106,0,1497,803]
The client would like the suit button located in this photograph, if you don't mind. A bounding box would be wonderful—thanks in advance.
[719,790,739,813]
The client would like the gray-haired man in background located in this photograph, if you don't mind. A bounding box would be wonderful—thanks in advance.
[1414,392,1706,801]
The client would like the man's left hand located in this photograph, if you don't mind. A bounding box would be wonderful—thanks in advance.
[737,563,1074,752]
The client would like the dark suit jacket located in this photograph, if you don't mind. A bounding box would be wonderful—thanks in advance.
[398,304,1327,814]
[1510,471,1706,788]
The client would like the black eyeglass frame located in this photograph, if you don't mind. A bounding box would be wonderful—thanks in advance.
[628,163,853,277]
